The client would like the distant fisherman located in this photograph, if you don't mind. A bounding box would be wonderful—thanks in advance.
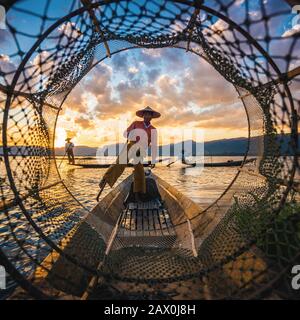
[99,106,159,201]
[65,138,75,165]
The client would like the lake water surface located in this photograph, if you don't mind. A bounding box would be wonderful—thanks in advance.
[58,156,245,211]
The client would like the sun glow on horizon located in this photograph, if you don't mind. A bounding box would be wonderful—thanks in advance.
[52,47,252,148]
[55,127,68,148]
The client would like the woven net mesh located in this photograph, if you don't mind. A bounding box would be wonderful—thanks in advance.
[0,0,299,299]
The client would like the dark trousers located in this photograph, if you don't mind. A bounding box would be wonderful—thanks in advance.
[67,150,75,164]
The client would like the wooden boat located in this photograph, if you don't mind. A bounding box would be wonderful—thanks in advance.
[86,172,203,255]
[168,157,256,168]
[74,172,209,299]
[33,172,210,299]
[70,158,170,168]
[73,157,256,169]
[203,158,256,167]
[32,171,266,300]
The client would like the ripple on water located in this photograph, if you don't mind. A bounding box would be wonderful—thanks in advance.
[58,156,244,210]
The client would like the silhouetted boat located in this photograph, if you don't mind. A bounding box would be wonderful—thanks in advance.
[167,145,256,167]
[70,157,256,168]
[203,158,256,167]
[178,157,256,167]
[70,158,170,168]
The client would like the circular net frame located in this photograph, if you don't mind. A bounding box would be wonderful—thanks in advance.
[0,0,299,299]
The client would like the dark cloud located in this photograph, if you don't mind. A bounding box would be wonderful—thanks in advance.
[74,116,95,130]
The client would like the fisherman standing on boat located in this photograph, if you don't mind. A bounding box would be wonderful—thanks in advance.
[99,106,159,200]
[65,138,75,165]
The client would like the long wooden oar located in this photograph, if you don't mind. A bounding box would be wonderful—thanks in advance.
[57,150,68,169]
[57,143,73,169]
[166,157,179,167]
[96,181,106,202]
[95,141,130,201]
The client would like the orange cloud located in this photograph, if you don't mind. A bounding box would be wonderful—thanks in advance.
[57,48,249,146]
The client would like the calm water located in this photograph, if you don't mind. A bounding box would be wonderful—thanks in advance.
[58,156,245,211]
[1,156,243,298]
[1,155,297,298]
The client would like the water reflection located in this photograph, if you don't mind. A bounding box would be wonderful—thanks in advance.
[59,156,244,210]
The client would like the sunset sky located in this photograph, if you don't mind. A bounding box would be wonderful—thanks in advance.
[56,47,248,147]
[0,0,299,148]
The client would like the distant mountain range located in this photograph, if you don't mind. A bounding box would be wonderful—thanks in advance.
[54,135,299,157]
[1,134,298,157]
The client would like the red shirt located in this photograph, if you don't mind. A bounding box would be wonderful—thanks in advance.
[125,121,156,145]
